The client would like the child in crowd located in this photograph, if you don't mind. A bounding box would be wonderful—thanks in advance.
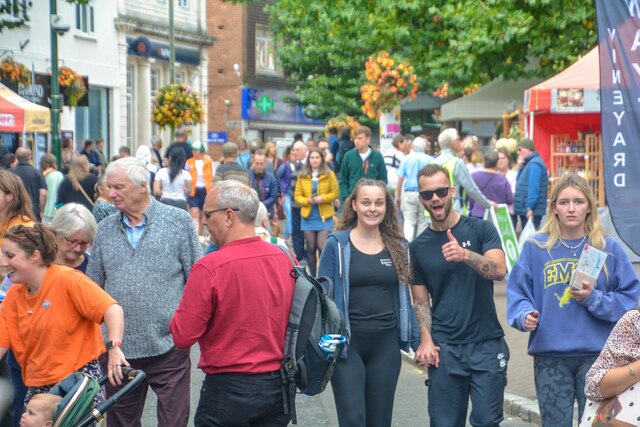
[20,393,61,427]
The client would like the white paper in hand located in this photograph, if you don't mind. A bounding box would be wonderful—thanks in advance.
[569,244,607,290]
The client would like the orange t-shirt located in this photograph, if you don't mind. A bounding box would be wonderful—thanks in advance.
[0,264,117,386]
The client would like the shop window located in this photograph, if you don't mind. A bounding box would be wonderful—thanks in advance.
[150,68,161,135]
[75,87,108,143]
[75,3,94,34]
[178,0,188,8]
[175,72,184,85]
[126,64,134,146]
[255,25,281,76]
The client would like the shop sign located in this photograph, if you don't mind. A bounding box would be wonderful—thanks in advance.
[127,37,201,66]
[4,73,90,108]
[0,114,16,128]
[241,88,324,125]
[207,131,227,144]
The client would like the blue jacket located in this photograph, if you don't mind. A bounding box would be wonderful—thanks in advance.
[276,161,293,194]
[514,152,548,216]
[249,170,279,212]
[318,229,420,356]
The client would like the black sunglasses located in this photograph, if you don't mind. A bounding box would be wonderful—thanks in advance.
[203,207,240,220]
[419,187,450,201]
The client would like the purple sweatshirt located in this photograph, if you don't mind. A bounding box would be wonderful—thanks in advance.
[468,170,514,218]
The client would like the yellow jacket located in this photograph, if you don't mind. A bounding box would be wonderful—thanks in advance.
[294,171,339,220]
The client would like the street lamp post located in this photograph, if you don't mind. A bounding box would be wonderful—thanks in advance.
[49,0,62,169]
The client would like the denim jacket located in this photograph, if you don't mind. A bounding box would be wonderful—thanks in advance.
[318,229,420,357]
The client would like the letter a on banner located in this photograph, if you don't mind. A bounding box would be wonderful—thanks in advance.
[595,1,640,255]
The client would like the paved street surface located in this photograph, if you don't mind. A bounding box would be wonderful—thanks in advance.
[139,264,640,425]
[139,276,539,427]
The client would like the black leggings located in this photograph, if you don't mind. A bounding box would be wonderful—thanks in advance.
[304,229,329,277]
[331,327,401,427]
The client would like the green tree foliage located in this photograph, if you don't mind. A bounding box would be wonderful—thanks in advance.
[265,0,596,120]
[0,0,90,32]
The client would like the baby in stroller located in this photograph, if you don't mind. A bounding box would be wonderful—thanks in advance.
[20,393,61,427]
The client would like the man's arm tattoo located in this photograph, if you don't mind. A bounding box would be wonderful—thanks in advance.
[464,250,503,280]
[414,301,432,331]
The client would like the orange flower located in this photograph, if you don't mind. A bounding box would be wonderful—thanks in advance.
[360,51,419,119]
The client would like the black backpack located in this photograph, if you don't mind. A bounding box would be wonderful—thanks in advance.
[277,245,347,424]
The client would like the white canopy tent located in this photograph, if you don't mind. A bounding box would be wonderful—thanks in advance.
[440,77,543,137]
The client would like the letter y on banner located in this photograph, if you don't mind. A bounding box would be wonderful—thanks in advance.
[595,0,640,255]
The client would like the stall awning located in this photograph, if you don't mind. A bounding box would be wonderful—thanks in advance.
[441,77,544,122]
[525,47,599,113]
[0,83,50,133]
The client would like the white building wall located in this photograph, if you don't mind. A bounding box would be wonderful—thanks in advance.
[116,0,211,155]
[2,0,210,159]
[1,0,120,156]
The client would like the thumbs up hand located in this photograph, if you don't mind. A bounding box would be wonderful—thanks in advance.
[442,229,465,263]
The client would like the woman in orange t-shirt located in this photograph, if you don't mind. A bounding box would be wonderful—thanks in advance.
[0,224,128,407]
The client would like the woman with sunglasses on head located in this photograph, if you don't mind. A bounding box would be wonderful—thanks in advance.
[294,147,338,276]
[0,224,128,410]
[0,170,34,426]
[318,178,418,427]
[49,203,97,273]
[507,174,640,427]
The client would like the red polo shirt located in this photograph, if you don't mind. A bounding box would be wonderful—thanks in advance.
[169,236,296,374]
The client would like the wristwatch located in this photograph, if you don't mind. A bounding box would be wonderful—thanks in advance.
[106,340,122,351]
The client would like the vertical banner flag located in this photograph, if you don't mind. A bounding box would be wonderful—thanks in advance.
[595,1,640,255]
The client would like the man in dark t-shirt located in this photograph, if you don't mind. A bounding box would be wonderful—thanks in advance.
[9,147,46,221]
[409,163,508,427]
[164,128,193,163]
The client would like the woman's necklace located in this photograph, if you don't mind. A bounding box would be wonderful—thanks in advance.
[558,235,587,257]
[25,290,35,315]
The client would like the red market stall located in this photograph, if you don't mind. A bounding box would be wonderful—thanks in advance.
[523,47,603,205]
[0,82,50,133]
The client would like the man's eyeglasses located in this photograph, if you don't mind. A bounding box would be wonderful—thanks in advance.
[65,237,92,248]
[203,207,240,220]
[419,187,450,201]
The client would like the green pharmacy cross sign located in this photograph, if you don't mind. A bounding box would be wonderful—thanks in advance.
[256,94,275,115]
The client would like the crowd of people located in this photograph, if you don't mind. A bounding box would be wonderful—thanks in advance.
[0,125,637,427]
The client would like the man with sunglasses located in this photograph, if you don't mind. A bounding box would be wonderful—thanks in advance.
[409,164,509,427]
[170,180,296,426]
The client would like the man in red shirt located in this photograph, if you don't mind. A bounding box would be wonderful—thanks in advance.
[170,180,296,426]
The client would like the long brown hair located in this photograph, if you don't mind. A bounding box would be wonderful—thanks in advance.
[300,148,330,177]
[5,224,58,266]
[69,155,90,191]
[340,178,410,284]
[0,169,34,223]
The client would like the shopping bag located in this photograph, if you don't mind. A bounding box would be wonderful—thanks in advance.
[580,382,640,426]
[518,218,536,252]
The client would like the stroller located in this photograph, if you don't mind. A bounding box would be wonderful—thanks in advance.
[49,367,145,427]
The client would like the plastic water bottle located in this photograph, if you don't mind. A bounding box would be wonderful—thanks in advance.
[318,334,346,360]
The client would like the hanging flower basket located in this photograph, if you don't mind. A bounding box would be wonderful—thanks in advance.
[326,113,361,139]
[360,52,418,119]
[58,66,87,107]
[151,83,205,129]
[0,57,31,86]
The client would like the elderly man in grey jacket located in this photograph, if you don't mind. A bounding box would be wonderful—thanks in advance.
[433,128,494,215]
[87,157,202,427]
